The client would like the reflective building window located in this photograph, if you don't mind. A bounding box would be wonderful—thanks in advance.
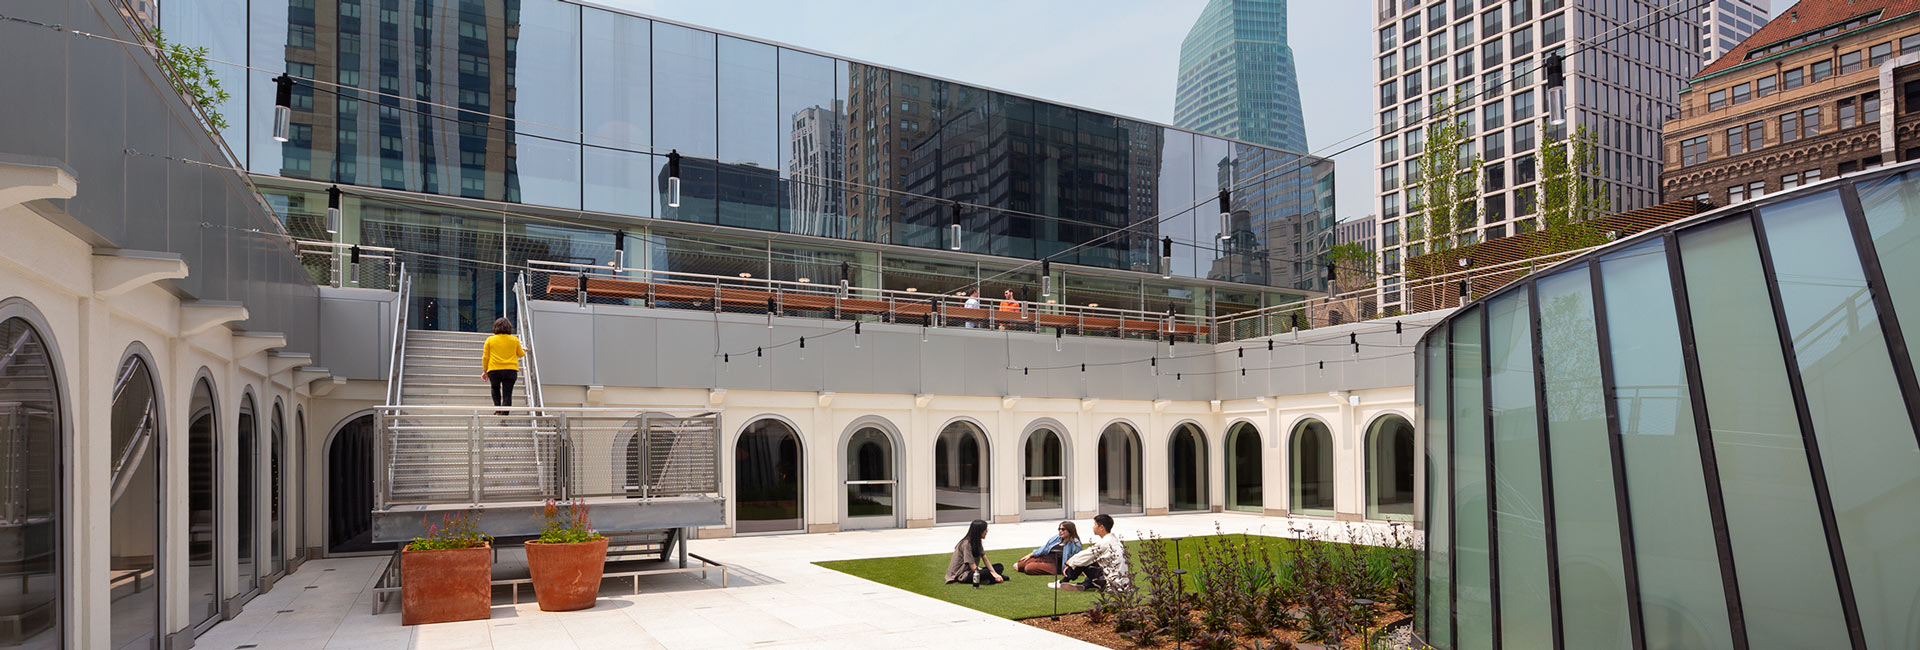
[0,317,61,648]
[110,355,161,650]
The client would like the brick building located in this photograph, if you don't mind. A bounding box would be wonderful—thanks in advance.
[1663,0,1920,204]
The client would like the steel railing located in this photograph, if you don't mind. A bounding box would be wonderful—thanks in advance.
[525,259,1217,342]
[381,264,410,410]
[373,405,719,509]
[511,271,545,411]
[298,240,401,290]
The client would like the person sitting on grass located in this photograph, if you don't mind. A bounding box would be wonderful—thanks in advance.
[945,519,1008,586]
[1053,514,1128,592]
[1013,521,1082,576]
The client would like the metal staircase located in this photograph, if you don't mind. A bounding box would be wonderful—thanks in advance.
[398,331,498,407]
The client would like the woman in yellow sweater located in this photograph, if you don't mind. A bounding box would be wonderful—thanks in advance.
[482,317,526,415]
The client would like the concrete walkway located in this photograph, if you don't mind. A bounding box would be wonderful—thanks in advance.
[190,513,1407,650]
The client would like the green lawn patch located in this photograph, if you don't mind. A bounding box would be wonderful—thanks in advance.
[814,534,1324,621]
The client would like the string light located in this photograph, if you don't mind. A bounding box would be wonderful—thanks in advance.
[272,75,293,142]
[1041,260,1052,298]
[854,321,862,349]
[947,202,963,251]
[325,185,342,234]
[666,150,683,208]
[1217,189,1232,241]
[1161,236,1174,279]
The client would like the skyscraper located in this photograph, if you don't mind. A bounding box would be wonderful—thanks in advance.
[1700,0,1771,62]
[1371,0,1707,313]
[1175,0,1309,153]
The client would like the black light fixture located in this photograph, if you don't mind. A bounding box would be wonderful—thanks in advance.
[348,245,361,284]
[1545,52,1568,126]
[1041,260,1053,298]
[613,231,626,270]
[1161,236,1174,279]
[854,321,862,349]
[767,297,777,329]
[947,202,963,251]
[272,75,294,142]
[1054,326,1063,352]
[1217,189,1233,240]
[325,185,343,234]
[799,336,806,361]
[840,261,851,297]
[1324,262,1336,286]
[666,150,683,208]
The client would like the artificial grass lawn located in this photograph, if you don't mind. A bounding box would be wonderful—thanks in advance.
[814,534,1323,621]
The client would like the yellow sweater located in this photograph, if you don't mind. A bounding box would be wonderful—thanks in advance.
[482,334,522,372]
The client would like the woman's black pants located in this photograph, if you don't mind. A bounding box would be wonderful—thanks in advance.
[487,369,518,411]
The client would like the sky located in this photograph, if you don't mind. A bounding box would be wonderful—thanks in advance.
[601,0,1379,222]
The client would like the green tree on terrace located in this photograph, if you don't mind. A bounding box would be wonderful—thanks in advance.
[1410,94,1484,257]
[1529,122,1612,259]
[1325,242,1377,295]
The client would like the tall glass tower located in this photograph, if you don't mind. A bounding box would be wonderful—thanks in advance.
[1175,0,1309,153]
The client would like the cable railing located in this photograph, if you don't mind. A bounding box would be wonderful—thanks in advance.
[525,259,1218,342]
[297,240,401,290]
[372,405,719,508]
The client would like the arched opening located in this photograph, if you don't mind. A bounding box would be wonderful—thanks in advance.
[934,420,988,524]
[109,353,161,649]
[1227,422,1263,512]
[1366,414,1416,520]
[237,393,259,593]
[843,425,897,529]
[270,402,286,577]
[1168,423,1208,512]
[326,414,387,554]
[1021,425,1067,520]
[1096,422,1142,515]
[186,377,220,630]
[0,316,63,647]
[295,409,307,563]
[1290,419,1335,517]
[734,419,802,534]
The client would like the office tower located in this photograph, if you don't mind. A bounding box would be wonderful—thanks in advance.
[1700,0,1772,62]
[1176,0,1310,152]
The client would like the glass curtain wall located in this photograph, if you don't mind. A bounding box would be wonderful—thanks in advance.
[242,0,1332,291]
[1168,423,1208,512]
[186,379,220,629]
[1022,427,1067,518]
[110,356,161,650]
[1289,419,1334,516]
[1365,414,1415,520]
[934,421,989,523]
[0,318,61,648]
[1096,423,1142,514]
[1227,422,1263,512]
[735,419,803,534]
[1419,169,1920,650]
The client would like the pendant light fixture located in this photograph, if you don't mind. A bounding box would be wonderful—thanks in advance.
[325,185,342,234]
[947,202,963,251]
[272,75,294,142]
[1041,260,1052,298]
[1217,189,1232,241]
[1161,236,1174,279]
[666,150,683,208]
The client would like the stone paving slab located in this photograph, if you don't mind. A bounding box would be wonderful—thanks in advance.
[189,513,1405,649]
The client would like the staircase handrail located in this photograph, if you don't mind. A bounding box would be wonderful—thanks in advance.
[383,263,410,407]
[513,271,545,411]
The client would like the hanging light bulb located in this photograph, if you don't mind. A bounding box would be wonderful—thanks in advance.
[854,321,862,349]
[799,336,806,361]
[613,231,626,271]
[767,297,777,329]
[272,75,294,142]
[1041,260,1052,298]
[1217,189,1232,241]
[1161,236,1174,279]
[757,346,763,368]
[839,261,851,297]
[1054,327,1063,352]
[666,150,683,208]
[1151,356,1158,376]
[325,185,342,234]
[948,202,963,251]
[348,245,362,285]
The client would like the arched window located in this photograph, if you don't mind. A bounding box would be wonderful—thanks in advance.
[237,393,259,592]
[1367,414,1416,520]
[1227,422,1263,512]
[1022,425,1067,519]
[934,420,988,523]
[1291,419,1336,517]
[1097,422,1142,515]
[186,377,221,630]
[295,409,307,563]
[325,414,386,554]
[735,419,803,534]
[270,401,286,577]
[843,425,896,529]
[110,353,161,649]
[1168,423,1208,512]
[0,316,64,647]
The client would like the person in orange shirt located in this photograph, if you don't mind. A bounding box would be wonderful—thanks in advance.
[997,289,1022,330]
[482,317,526,415]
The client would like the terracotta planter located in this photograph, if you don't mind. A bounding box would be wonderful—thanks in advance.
[400,544,492,625]
[525,538,609,611]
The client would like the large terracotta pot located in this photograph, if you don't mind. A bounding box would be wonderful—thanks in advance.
[400,544,492,625]
[525,538,609,611]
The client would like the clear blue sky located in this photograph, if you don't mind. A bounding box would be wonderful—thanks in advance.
[602,1,1792,223]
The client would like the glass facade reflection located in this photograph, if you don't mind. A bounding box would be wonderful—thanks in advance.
[1418,166,1920,650]
[171,0,1328,331]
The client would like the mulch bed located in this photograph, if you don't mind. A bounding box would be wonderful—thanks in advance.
[1023,606,1409,650]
